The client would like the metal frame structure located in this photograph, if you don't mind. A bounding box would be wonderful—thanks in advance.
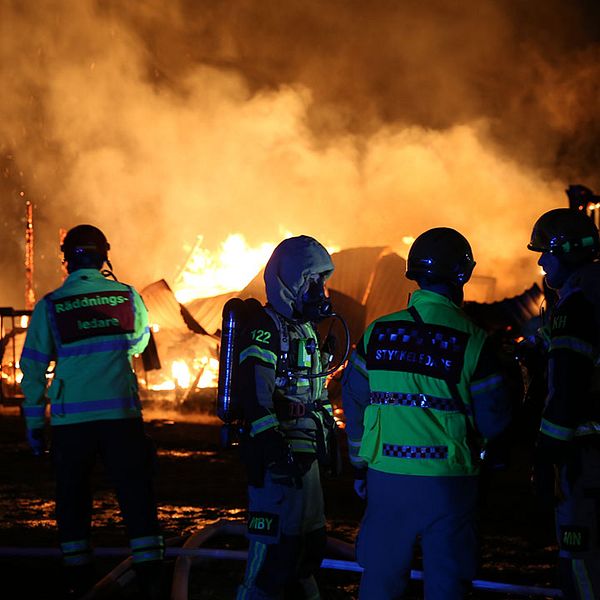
[0,307,32,404]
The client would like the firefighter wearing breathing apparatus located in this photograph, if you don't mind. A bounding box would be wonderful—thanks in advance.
[527,207,600,599]
[342,227,512,600]
[223,235,338,600]
[20,225,165,600]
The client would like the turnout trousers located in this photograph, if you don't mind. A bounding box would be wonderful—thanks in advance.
[555,443,600,600]
[357,468,478,600]
[51,418,164,567]
[237,460,327,600]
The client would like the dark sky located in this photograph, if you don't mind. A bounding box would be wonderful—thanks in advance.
[2,0,600,306]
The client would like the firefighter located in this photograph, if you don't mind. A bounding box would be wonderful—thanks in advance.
[527,208,600,599]
[235,235,337,600]
[342,227,512,600]
[20,225,165,600]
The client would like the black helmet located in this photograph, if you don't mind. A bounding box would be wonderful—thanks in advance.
[61,224,110,268]
[528,208,599,261]
[406,227,475,286]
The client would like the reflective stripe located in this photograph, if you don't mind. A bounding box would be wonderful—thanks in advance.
[470,374,504,396]
[289,439,316,453]
[240,540,267,596]
[540,418,574,442]
[130,329,150,349]
[347,438,362,448]
[132,549,164,563]
[575,421,600,437]
[572,559,595,599]
[130,535,164,563]
[61,539,92,566]
[239,345,278,367]
[21,347,52,363]
[349,352,368,378]
[130,535,163,549]
[349,454,365,467]
[57,339,131,357]
[63,553,94,566]
[22,405,46,417]
[61,539,90,553]
[383,443,448,459]
[550,336,595,359]
[250,414,278,436]
[51,397,139,415]
[370,391,461,412]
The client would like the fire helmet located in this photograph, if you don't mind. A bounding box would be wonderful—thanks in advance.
[406,227,476,286]
[61,224,110,268]
[527,208,599,262]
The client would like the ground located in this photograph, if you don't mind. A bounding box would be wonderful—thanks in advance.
[0,405,561,600]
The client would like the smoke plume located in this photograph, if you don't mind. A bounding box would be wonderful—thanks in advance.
[2,0,600,306]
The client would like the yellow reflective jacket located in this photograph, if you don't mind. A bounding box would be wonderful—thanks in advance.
[20,269,150,430]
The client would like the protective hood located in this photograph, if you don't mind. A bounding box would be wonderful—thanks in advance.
[264,235,334,319]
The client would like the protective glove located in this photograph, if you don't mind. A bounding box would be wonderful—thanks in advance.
[26,428,45,456]
[353,466,367,500]
[261,429,302,487]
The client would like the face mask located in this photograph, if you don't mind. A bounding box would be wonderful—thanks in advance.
[298,276,332,322]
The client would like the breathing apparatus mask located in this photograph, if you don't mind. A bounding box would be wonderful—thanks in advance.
[295,273,332,323]
[286,273,350,382]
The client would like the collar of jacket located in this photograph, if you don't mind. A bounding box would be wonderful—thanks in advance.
[65,268,105,283]
[409,288,459,310]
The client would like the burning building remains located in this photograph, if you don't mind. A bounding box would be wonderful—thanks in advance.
[2,0,600,408]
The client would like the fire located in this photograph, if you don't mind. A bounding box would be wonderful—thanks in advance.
[147,232,340,397]
[197,357,220,388]
[145,357,220,393]
[174,233,278,303]
[173,232,340,303]
[172,360,192,389]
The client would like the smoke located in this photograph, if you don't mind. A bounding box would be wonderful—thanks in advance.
[2,0,600,306]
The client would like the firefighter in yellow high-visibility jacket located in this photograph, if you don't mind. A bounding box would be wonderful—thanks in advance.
[343,228,512,600]
[20,225,165,600]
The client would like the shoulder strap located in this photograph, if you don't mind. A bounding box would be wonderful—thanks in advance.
[263,306,291,387]
[263,306,289,354]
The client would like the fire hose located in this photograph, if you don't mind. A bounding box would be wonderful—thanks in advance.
[0,520,563,599]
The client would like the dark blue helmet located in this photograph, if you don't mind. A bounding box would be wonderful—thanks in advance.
[61,224,110,269]
[406,227,475,286]
[528,208,599,262]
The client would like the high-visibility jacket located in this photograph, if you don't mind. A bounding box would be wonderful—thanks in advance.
[238,305,333,457]
[20,268,150,430]
[343,289,511,477]
[539,262,600,460]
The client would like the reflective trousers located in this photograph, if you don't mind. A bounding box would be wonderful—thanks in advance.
[555,443,600,600]
[237,460,326,600]
[357,468,478,600]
